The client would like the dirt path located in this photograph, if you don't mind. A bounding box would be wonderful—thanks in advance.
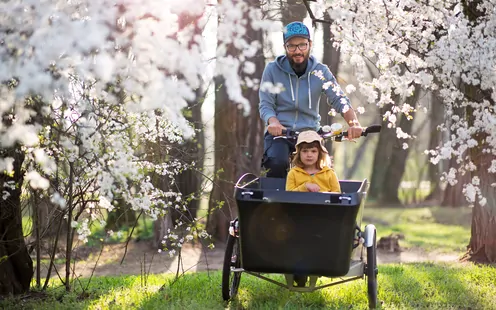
[38,241,461,279]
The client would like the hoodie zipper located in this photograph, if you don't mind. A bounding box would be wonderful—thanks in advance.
[293,76,300,130]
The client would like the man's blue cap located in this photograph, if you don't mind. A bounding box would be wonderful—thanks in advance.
[283,21,311,43]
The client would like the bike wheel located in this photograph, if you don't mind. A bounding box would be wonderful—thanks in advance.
[222,234,242,301]
[366,229,378,309]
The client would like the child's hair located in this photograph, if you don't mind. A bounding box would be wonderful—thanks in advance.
[292,141,330,169]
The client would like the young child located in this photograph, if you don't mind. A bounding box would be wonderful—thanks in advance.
[286,130,341,193]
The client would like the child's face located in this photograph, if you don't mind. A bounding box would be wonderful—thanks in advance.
[300,147,319,167]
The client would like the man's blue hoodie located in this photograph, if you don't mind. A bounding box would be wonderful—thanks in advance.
[259,55,351,132]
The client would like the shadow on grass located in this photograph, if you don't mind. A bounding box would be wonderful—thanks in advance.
[135,272,334,310]
[3,263,495,310]
[135,264,495,309]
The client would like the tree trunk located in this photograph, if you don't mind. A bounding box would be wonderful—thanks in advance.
[379,112,416,205]
[378,87,420,205]
[368,105,396,201]
[467,158,496,263]
[32,198,68,238]
[320,12,340,155]
[153,11,206,246]
[207,0,265,242]
[106,199,137,231]
[280,0,307,23]
[174,85,205,222]
[424,91,445,202]
[441,106,470,207]
[0,144,33,295]
[464,84,496,263]
[440,156,470,207]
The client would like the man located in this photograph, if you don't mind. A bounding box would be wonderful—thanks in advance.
[259,21,363,178]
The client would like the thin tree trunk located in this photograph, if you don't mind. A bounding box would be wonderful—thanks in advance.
[280,0,307,23]
[64,162,74,292]
[344,137,372,179]
[424,91,445,202]
[320,12,339,155]
[153,11,206,246]
[440,156,470,207]
[106,200,137,231]
[368,105,396,201]
[379,87,420,205]
[0,144,33,295]
[441,106,469,207]
[379,113,416,205]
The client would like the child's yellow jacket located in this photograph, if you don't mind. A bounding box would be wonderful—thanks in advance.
[286,166,341,193]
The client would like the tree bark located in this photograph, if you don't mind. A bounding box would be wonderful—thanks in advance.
[0,144,33,295]
[280,0,307,23]
[464,84,496,263]
[319,12,340,155]
[153,11,206,247]
[440,156,470,207]
[378,113,416,205]
[424,91,445,202]
[32,198,67,238]
[207,0,265,242]
[440,105,469,207]
[368,105,396,201]
[379,87,420,205]
[105,199,137,231]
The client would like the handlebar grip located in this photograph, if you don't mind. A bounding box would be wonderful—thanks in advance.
[341,125,382,137]
[364,124,382,135]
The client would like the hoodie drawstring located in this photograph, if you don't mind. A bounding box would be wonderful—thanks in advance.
[308,74,312,109]
[288,73,295,102]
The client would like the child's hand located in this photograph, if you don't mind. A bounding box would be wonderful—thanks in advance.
[305,183,320,192]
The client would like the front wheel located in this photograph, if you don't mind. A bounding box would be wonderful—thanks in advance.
[222,234,242,301]
[366,228,378,309]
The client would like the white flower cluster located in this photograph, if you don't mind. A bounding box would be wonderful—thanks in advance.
[0,1,280,248]
[325,0,496,204]
[160,226,213,257]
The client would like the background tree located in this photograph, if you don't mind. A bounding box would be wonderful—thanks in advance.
[207,0,266,242]
[0,142,33,294]
[153,10,207,247]
[319,13,340,155]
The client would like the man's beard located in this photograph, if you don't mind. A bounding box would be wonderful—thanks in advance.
[287,53,309,73]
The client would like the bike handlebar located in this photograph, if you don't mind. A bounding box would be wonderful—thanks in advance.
[279,124,382,141]
[342,124,382,137]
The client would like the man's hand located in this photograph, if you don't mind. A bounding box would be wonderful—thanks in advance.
[347,125,363,140]
[267,117,286,136]
[305,183,320,192]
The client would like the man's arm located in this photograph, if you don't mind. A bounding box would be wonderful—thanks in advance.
[259,64,286,136]
[259,64,277,124]
[343,108,363,139]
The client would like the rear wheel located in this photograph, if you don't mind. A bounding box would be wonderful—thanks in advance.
[222,234,241,301]
[366,229,378,309]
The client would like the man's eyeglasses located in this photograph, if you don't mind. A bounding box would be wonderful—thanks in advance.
[285,43,309,52]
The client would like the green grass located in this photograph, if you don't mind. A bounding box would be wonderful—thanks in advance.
[86,216,155,247]
[362,207,472,253]
[1,263,495,309]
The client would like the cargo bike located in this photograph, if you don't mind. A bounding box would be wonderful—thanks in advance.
[221,124,381,309]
